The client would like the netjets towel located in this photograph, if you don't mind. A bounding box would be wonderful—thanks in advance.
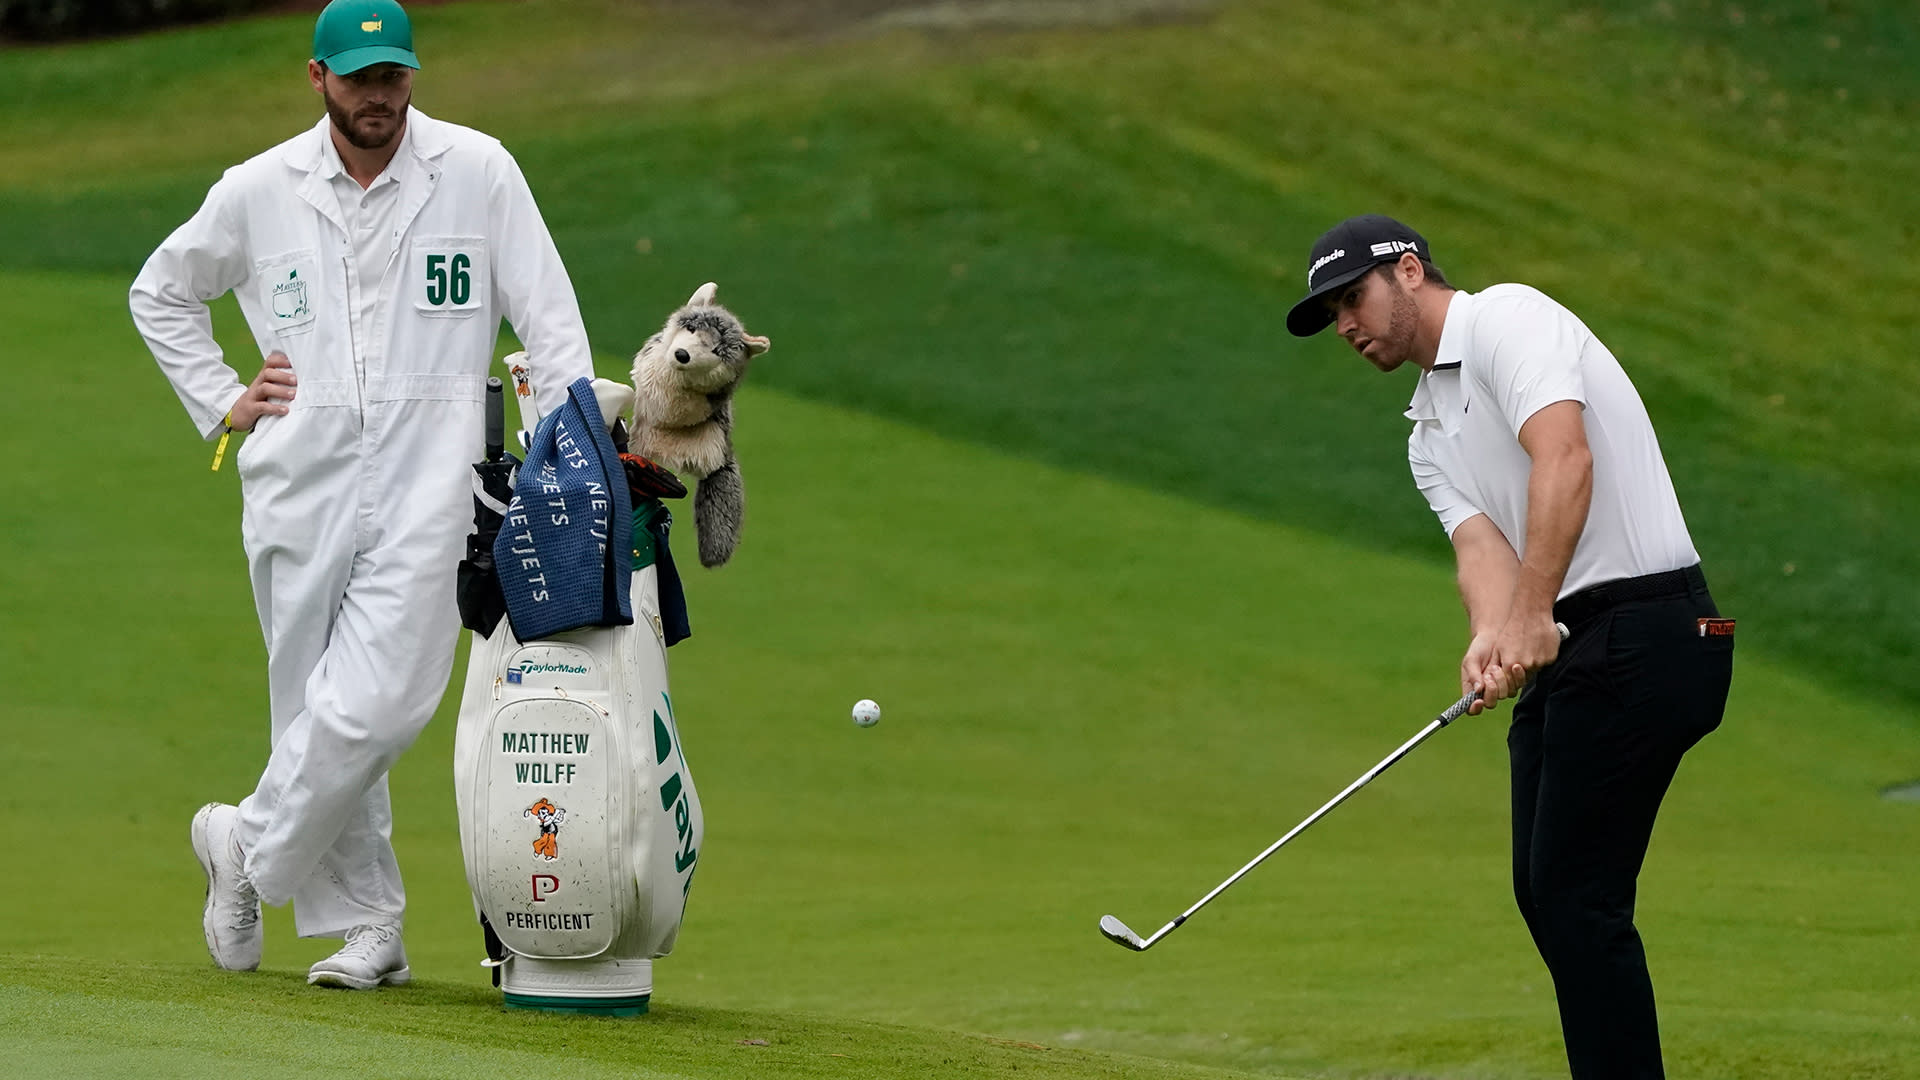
[494,377,634,640]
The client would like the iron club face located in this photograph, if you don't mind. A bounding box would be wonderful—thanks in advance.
[1099,914,1147,950]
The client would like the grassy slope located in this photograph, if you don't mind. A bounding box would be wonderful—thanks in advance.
[1,0,1918,709]
[2,264,1916,1078]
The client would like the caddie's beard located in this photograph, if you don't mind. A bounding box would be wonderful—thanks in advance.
[323,86,408,150]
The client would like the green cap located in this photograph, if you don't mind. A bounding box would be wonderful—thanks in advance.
[313,0,419,75]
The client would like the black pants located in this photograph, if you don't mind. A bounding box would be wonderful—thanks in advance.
[1509,566,1734,1080]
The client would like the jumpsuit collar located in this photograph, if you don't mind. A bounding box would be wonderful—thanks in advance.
[285,108,452,239]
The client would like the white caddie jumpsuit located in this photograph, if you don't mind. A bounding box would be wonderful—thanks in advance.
[130,107,593,936]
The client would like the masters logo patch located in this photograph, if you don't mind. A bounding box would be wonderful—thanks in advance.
[271,269,309,320]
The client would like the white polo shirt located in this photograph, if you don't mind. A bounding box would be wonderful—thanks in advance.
[1406,284,1698,597]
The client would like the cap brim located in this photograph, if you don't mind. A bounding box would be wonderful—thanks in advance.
[320,45,420,74]
[1285,263,1373,337]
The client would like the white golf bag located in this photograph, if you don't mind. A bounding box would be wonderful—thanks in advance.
[452,364,703,1016]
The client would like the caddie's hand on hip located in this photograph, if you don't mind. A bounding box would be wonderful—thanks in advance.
[1477,612,1566,708]
[229,351,296,432]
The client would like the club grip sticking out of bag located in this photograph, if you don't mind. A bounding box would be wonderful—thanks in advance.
[485,377,505,464]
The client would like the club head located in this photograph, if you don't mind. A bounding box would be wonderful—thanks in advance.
[1099,914,1147,951]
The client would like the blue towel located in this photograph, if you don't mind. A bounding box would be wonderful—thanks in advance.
[494,378,634,640]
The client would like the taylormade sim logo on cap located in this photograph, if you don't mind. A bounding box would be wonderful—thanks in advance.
[1286,215,1432,337]
[1307,248,1347,287]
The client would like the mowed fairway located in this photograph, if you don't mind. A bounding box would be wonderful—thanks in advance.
[3,1,1919,1078]
[3,266,1916,1078]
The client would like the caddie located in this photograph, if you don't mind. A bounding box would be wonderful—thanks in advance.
[130,0,594,988]
[1287,215,1734,1079]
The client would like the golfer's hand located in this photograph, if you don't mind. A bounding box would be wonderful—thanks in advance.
[229,352,296,432]
[1477,612,1563,709]
[1462,632,1499,716]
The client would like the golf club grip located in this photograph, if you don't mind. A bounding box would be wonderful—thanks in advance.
[1440,691,1479,724]
[484,376,504,462]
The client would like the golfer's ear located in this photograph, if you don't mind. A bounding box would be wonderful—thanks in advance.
[744,334,770,358]
[1400,252,1426,287]
[686,282,718,308]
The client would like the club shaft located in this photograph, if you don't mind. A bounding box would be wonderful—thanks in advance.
[1117,627,1573,951]
[1136,690,1480,947]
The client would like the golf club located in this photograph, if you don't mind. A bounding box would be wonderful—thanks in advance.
[1100,622,1570,952]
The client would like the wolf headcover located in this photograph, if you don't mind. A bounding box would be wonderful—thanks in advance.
[627,283,769,568]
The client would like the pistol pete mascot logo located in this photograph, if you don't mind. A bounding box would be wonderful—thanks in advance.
[525,798,567,861]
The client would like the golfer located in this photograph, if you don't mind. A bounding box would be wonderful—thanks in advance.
[1287,215,1734,1078]
[131,0,593,988]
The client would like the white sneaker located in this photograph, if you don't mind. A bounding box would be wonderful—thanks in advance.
[308,923,411,989]
[190,802,262,972]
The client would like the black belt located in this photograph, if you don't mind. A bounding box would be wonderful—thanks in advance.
[1553,564,1708,628]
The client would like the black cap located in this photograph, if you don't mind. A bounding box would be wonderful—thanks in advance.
[1286,215,1431,337]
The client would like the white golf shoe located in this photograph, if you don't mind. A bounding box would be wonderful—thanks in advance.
[308,923,411,989]
[190,802,262,972]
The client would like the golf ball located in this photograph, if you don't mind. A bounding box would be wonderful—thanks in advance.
[851,699,881,727]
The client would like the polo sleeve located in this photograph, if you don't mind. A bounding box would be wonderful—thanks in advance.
[1478,295,1587,435]
[1409,434,1481,538]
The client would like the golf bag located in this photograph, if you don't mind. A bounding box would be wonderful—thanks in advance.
[452,375,703,1016]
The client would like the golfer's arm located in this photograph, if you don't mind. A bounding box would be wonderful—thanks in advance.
[1451,514,1520,638]
[1510,400,1593,620]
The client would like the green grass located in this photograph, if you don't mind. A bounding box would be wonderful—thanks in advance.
[4,260,1918,1077]
[2,1,1919,1077]
[1,960,1265,1080]
[2,0,1918,708]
